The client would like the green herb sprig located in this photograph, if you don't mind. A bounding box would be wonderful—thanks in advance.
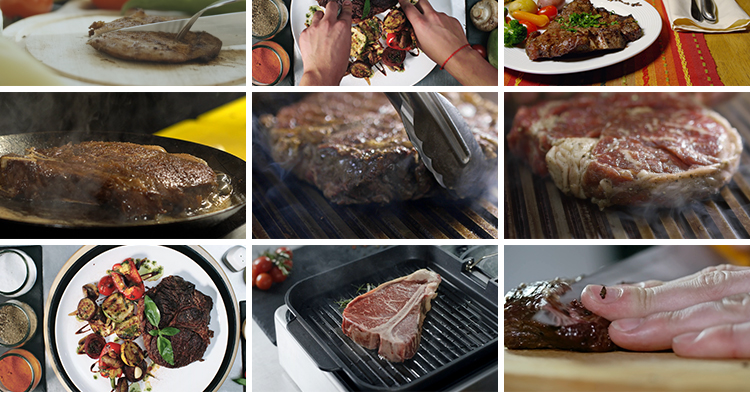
[335,283,376,309]
[144,295,180,366]
[362,0,371,18]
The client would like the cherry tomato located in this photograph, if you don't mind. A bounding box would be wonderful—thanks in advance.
[518,20,538,34]
[269,267,288,283]
[0,0,52,18]
[538,5,558,19]
[253,256,273,273]
[97,275,116,296]
[251,267,259,288]
[255,273,273,290]
[280,259,293,270]
[471,44,488,59]
[91,0,129,10]
[275,247,293,259]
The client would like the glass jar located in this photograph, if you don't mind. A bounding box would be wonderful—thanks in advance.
[0,349,42,392]
[0,249,37,298]
[0,300,37,348]
[252,0,289,41]
[252,41,290,86]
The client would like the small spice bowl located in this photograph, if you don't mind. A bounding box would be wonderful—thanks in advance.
[252,0,289,41]
[0,249,37,298]
[0,300,38,349]
[252,41,290,86]
[0,348,42,392]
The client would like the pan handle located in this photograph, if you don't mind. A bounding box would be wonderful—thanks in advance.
[287,316,341,372]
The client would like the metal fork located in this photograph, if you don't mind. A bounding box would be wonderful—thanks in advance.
[175,0,238,41]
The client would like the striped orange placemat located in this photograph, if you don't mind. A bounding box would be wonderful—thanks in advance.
[503,0,724,86]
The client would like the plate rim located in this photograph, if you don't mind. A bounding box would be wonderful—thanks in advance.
[43,245,240,392]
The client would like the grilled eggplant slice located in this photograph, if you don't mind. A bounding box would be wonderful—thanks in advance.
[101,292,134,323]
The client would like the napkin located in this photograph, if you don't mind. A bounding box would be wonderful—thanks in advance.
[663,0,750,32]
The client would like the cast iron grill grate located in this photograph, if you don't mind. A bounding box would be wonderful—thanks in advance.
[505,94,750,239]
[298,262,498,390]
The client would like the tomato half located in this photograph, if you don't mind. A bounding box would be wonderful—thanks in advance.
[0,0,52,18]
[538,6,558,19]
[518,20,538,34]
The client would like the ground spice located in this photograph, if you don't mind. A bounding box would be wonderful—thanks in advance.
[252,46,282,84]
[0,354,33,392]
[0,304,28,345]
[252,0,280,37]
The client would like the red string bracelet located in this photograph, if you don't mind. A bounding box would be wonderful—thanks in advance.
[440,43,470,70]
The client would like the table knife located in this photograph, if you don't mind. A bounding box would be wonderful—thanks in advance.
[691,0,704,21]
[105,12,246,45]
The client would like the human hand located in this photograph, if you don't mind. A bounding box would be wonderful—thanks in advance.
[580,264,750,358]
[299,0,353,86]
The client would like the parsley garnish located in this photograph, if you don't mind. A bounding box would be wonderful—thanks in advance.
[561,12,613,31]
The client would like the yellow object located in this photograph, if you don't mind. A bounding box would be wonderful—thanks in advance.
[156,97,246,160]
[710,246,750,266]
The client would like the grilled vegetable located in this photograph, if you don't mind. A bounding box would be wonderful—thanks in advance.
[110,258,145,301]
[98,275,116,296]
[101,292,134,323]
[121,341,145,367]
[114,377,128,392]
[77,298,99,321]
[383,9,408,33]
[512,10,549,27]
[90,316,115,337]
[114,315,142,340]
[506,0,538,14]
[83,283,99,300]
[83,333,107,359]
[98,342,124,379]
[123,360,147,382]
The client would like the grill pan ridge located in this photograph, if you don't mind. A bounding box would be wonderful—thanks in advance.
[284,246,499,391]
[505,94,750,239]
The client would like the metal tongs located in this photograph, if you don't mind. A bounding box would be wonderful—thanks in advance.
[385,92,491,199]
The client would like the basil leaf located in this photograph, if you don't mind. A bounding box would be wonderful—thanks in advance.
[159,327,180,336]
[233,378,246,386]
[148,329,159,336]
[362,0,371,18]
[144,296,160,327]
[157,335,175,366]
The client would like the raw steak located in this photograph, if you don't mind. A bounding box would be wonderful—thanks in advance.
[504,278,616,352]
[259,92,498,205]
[342,269,441,362]
[507,93,742,208]
[525,0,642,61]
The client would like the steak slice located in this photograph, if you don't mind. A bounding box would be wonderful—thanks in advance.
[0,141,218,219]
[141,275,214,368]
[525,0,642,61]
[87,10,222,63]
[317,0,397,22]
[259,92,498,205]
[505,278,616,352]
[342,269,441,362]
[507,93,742,208]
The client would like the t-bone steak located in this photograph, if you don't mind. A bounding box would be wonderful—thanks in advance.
[259,92,498,204]
[507,93,742,208]
[342,269,441,362]
[505,278,616,352]
[525,0,642,61]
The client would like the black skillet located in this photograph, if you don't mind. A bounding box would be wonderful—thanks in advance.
[0,132,246,238]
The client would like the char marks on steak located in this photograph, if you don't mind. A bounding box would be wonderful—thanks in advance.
[525,0,642,61]
[342,269,441,362]
[259,92,498,205]
[87,10,222,63]
[0,141,218,219]
[504,278,616,352]
[317,0,397,22]
[507,93,742,208]
[142,275,214,368]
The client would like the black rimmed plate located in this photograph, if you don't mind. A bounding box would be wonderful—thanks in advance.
[44,245,240,392]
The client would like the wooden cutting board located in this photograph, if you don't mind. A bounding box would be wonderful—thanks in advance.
[9,11,245,85]
[505,349,750,391]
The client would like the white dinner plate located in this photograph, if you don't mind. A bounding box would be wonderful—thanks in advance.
[45,246,239,392]
[290,0,455,86]
[504,0,661,74]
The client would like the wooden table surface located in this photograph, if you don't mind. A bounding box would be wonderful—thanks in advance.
[704,0,750,85]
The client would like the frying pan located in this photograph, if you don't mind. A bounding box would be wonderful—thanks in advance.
[0,132,246,238]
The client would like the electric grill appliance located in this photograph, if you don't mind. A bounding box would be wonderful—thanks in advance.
[273,245,498,391]
[505,93,750,239]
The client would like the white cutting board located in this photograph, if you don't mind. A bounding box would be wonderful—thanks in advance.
[4,2,245,86]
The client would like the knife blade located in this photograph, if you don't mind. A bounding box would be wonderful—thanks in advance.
[532,246,726,325]
[112,12,246,46]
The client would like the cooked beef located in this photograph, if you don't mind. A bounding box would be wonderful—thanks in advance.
[318,0,397,22]
[525,0,642,60]
[342,269,441,362]
[87,10,222,63]
[0,141,218,219]
[259,92,498,205]
[141,276,214,368]
[507,93,742,208]
[504,278,616,352]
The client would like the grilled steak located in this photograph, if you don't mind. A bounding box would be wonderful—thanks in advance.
[317,0,396,22]
[342,269,441,362]
[507,93,742,208]
[259,92,498,205]
[142,276,214,368]
[525,0,642,60]
[505,278,616,352]
[87,10,222,63]
[0,141,218,219]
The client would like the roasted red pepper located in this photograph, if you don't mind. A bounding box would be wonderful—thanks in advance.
[98,342,123,378]
[110,258,144,300]
[386,32,413,51]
